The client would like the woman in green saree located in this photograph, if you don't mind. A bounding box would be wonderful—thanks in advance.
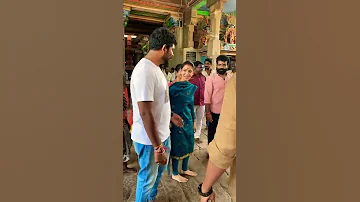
[169,61,198,183]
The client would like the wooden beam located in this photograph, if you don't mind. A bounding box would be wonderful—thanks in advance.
[123,5,131,11]
[147,0,185,8]
[129,15,165,23]
[124,3,182,16]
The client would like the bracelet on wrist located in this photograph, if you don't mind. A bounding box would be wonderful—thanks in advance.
[154,145,165,154]
[154,143,163,149]
[198,183,213,197]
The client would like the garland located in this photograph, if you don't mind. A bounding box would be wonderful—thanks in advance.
[123,10,130,27]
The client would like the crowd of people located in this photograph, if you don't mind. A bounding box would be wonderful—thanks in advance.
[123,27,237,202]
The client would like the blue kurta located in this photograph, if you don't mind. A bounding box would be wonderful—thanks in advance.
[169,81,198,160]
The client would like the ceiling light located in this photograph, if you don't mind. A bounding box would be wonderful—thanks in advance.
[124,35,137,38]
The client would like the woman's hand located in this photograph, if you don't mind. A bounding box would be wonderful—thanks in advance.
[200,192,215,202]
[171,113,184,128]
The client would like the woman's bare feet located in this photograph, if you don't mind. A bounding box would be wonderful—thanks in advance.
[181,170,198,177]
[172,174,188,182]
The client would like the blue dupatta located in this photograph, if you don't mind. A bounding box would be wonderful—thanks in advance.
[168,81,198,160]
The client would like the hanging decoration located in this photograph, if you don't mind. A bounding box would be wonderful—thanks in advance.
[220,12,236,51]
[123,10,130,27]
[138,36,149,55]
[195,16,210,50]
[164,17,179,33]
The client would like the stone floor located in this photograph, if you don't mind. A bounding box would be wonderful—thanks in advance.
[123,118,232,202]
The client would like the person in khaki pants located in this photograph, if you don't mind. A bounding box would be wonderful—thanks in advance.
[198,73,237,202]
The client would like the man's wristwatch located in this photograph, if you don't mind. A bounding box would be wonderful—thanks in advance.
[198,183,213,197]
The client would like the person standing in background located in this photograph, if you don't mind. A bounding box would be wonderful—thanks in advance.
[165,66,174,83]
[227,59,236,77]
[160,64,167,78]
[202,58,215,78]
[189,61,206,144]
[170,67,176,81]
[202,58,214,129]
[169,64,182,86]
[123,76,136,173]
[204,55,232,145]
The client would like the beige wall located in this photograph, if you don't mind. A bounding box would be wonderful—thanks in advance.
[0,0,123,201]
[237,0,360,201]
[1,0,360,202]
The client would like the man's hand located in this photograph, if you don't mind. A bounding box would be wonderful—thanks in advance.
[193,122,197,133]
[200,192,215,202]
[171,113,184,127]
[154,152,167,165]
[206,113,213,123]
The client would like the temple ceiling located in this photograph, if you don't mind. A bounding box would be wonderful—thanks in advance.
[124,0,236,26]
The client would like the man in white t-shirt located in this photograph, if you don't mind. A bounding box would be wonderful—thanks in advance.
[202,58,215,78]
[130,27,183,202]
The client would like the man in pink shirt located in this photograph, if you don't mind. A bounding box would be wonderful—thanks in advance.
[204,55,232,144]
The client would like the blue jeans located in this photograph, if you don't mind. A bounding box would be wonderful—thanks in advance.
[133,137,171,202]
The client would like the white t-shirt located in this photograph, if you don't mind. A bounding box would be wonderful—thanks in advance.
[202,69,216,78]
[130,58,171,145]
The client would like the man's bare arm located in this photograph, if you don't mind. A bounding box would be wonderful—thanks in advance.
[138,101,161,147]
[205,104,211,114]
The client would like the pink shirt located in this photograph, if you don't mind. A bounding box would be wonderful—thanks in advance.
[204,73,232,114]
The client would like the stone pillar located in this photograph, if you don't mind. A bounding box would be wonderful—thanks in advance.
[207,0,226,70]
[173,25,183,66]
[164,15,183,67]
[183,24,194,48]
[183,8,198,48]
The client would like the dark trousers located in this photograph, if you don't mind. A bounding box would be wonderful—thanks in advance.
[207,112,220,144]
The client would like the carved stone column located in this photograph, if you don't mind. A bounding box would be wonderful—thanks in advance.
[183,8,198,48]
[173,24,183,66]
[164,14,183,66]
[207,0,227,70]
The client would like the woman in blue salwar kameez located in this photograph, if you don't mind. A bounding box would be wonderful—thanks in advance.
[168,61,198,183]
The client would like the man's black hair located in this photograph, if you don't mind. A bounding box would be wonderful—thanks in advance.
[194,61,203,68]
[149,27,177,51]
[216,55,230,65]
[204,58,212,64]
